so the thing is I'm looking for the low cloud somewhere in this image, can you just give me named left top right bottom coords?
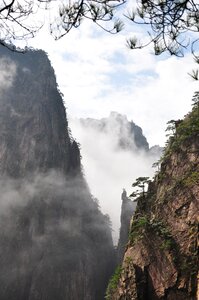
left=69, top=114, right=160, bottom=243
left=0, top=170, right=113, bottom=292
left=0, top=171, right=107, bottom=249
left=0, top=57, right=16, bottom=93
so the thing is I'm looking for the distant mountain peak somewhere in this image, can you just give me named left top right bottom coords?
left=79, top=112, right=161, bottom=153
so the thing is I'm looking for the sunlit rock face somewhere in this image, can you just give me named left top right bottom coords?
left=0, top=47, right=115, bottom=300
left=109, top=110, right=199, bottom=300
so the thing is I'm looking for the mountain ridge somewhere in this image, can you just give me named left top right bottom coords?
left=0, top=47, right=115, bottom=300
left=106, top=102, right=199, bottom=299
left=78, top=111, right=162, bottom=154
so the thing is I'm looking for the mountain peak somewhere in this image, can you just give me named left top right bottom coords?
left=79, top=112, right=150, bottom=152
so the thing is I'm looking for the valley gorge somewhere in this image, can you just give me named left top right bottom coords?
left=0, top=46, right=198, bottom=300
left=69, top=111, right=163, bottom=244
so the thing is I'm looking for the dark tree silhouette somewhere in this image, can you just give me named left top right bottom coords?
left=126, top=0, right=199, bottom=57
left=0, top=0, right=124, bottom=50
left=0, top=0, right=44, bottom=50
left=1, top=0, right=199, bottom=58
left=130, top=177, right=151, bottom=200
left=51, top=0, right=124, bottom=39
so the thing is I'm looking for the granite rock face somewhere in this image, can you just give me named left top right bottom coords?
left=0, top=47, right=115, bottom=300
left=117, top=190, right=135, bottom=264
left=79, top=112, right=150, bottom=152
left=108, top=108, right=199, bottom=300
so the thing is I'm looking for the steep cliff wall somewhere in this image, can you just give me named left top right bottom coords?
left=0, top=47, right=115, bottom=300
left=117, top=190, right=135, bottom=264
left=107, top=105, right=199, bottom=299
left=0, top=49, right=73, bottom=177
left=78, top=112, right=162, bottom=153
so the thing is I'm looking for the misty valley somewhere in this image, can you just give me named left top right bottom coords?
left=0, top=47, right=198, bottom=300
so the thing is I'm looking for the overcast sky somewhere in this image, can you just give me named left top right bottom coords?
left=15, top=7, right=198, bottom=241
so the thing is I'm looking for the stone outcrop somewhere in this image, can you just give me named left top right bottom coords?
left=117, top=189, right=135, bottom=264
left=107, top=106, right=199, bottom=299
left=79, top=112, right=153, bottom=152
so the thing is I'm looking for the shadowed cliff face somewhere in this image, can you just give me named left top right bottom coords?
left=108, top=108, right=199, bottom=300
left=117, top=190, right=135, bottom=264
left=78, top=112, right=150, bottom=152
left=0, top=49, right=73, bottom=177
left=0, top=47, right=115, bottom=300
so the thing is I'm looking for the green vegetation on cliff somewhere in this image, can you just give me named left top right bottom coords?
left=107, top=98, right=199, bottom=300
left=105, top=266, right=122, bottom=300
left=163, top=92, right=199, bottom=156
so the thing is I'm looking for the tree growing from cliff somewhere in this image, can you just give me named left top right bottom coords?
left=165, top=119, right=183, bottom=138
left=130, top=176, right=150, bottom=200
left=192, top=91, right=199, bottom=113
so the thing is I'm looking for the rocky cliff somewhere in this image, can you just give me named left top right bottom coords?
left=0, top=47, right=115, bottom=300
left=117, top=189, right=135, bottom=264
left=79, top=112, right=149, bottom=152
left=107, top=101, right=199, bottom=299
left=70, top=111, right=162, bottom=243
left=78, top=112, right=163, bottom=155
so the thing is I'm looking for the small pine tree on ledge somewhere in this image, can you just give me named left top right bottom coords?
left=130, top=177, right=151, bottom=201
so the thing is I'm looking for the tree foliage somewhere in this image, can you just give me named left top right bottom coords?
left=1, top=0, right=199, bottom=57
left=126, top=0, right=199, bottom=57
left=0, top=0, right=124, bottom=50
left=0, top=0, right=43, bottom=50
left=105, top=266, right=122, bottom=300
left=192, top=90, right=199, bottom=110
left=53, top=0, right=125, bottom=39
left=130, top=176, right=151, bottom=200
